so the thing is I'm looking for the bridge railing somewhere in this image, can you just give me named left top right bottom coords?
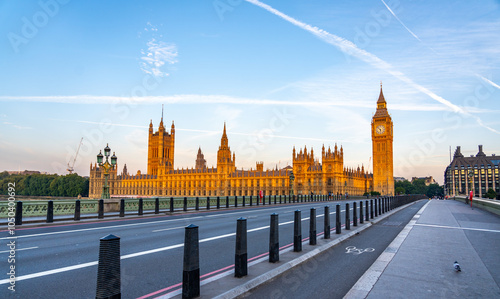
left=453, top=195, right=500, bottom=216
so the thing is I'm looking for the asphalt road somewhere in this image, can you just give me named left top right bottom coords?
left=0, top=199, right=364, bottom=299
left=241, top=200, right=427, bottom=299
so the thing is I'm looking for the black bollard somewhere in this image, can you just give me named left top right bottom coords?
left=195, top=197, right=199, bottom=211
left=345, top=203, right=350, bottom=230
left=155, top=198, right=160, bottom=214
left=268, top=195, right=271, bottom=205
left=96, top=234, right=121, bottom=299
left=226, top=196, right=229, bottom=208
left=184, top=197, right=188, bottom=212
left=217, top=196, right=220, bottom=209
left=324, top=206, right=330, bottom=239
left=15, top=201, right=23, bottom=225
left=235, top=218, right=248, bottom=277
left=378, top=198, right=381, bottom=215
left=257, top=195, right=260, bottom=206
left=242, top=196, right=245, bottom=207
left=235, top=196, right=238, bottom=208
left=309, top=208, right=317, bottom=245
left=366, top=200, right=370, bottom=221
left=374, top=199, right=378, bottom=217
left=182, top=224, right=200, bottom=299
left=120, top=199, right=125, bottom=217
left=170, top=197, right=175, bottom=213
left=269, top=213, right=279, bottom=263
left=336, top=204, right=341, bottom=234
left=370, top=199, right=373, bottom=219
left=353, top=202, right=358, bottom=227
left=293, top=210, right=302, bottom=252
left=250, top=195, right=253, bottom=206
left=279, top=195, right=282, bottom=204
left=74, top=200, right=80, bottom=221
left=138, top=198, right=143, bottom=216
left=274, top=195, right=277, bottom=205
left=359, top=201, right=364, bottom=224
left=206, top=197, right=210, bottom=210
left=97, top=199, right=103, bottom=219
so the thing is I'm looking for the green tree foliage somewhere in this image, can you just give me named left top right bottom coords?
left=0, top=173, right=88, bottom=197
left=395, top=179, right=444, bottom=197
left=425, top=183, right=444, bottom=198
left=485, top=188, right=497, bottom=199
left=395, top=186, right=405, bottom=195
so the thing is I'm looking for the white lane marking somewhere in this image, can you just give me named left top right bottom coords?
left=0, top=246, right=38, bottom=254
left=152, top=226, right=186, bottom=233
left=414, top=223, right=500, bottom=233
left=0, top=202, right=338, bottom=240
left=0, top=261, right=98, bottom=284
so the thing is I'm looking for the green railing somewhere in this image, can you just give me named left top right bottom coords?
left=0, top=200, right=99, bottom=217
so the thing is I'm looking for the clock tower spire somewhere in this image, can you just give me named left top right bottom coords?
left=371, top=83, right=394, bottom=195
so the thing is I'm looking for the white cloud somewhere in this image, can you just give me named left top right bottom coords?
left=1, top=94, right=497, bottom=114
left=140, top=39, right=178, bottom=77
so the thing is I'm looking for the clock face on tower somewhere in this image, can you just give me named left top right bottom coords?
left=376, top=125, right=385, bottom=135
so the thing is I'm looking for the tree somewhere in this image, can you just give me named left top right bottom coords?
left=485, top=188, right=497, bottom=199
left=395, top=186, right=405, bottom=195
left=426, top=183, right=444, bottom=198
left=0, top=172, right=88, bottom=197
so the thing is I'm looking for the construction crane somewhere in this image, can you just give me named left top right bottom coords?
left=67, top=137, right=83, bottom=174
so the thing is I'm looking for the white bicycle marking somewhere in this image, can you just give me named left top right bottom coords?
left=345, top=246, right=375, bottom=255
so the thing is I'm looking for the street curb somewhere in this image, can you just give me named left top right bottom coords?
left=343, top=200, right=430, bottom=299
left=212, top=201, right=420, bottom=299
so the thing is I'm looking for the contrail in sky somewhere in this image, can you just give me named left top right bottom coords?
left=381, top=0, right=421, bottom=42
left=478, top=75, right=500, bottom=91
left=244, top=0, right=499, bottom=134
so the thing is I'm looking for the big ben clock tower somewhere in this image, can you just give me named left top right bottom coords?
left=372, top=83, right=394, bottom=195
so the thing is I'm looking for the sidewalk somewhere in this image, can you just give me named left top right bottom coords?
left=346, top=199, right=500, bottom=298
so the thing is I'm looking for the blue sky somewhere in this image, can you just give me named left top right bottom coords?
left=1, top=0, right=500, bottom=184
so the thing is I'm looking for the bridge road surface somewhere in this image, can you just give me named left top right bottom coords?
left=241, top=200, right=427, bottom=299
left=0, top=199, right=358, bottom=299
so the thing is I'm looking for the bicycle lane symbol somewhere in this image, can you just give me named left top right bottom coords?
left=345, top=246, right=375, bottom=255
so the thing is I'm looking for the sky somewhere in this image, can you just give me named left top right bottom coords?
left=1, top=0, right=500, bottom=185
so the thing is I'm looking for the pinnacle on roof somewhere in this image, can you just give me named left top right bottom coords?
left=377, top=81, right=386, bottom=104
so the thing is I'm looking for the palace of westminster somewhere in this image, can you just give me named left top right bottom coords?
left=89, top=86, right=395, bottom=198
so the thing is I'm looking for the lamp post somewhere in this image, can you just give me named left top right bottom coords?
left=289, top=171, right=295, bottom=196
left=97, top=144, right=117, bottom=199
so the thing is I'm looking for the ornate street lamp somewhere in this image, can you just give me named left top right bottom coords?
left=97, top=144, right=117, bottom=199
left=289, top=171, right=295, bottom=196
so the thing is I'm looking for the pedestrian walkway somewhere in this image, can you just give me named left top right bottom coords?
left=346, top=199, right=500, bottom=298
